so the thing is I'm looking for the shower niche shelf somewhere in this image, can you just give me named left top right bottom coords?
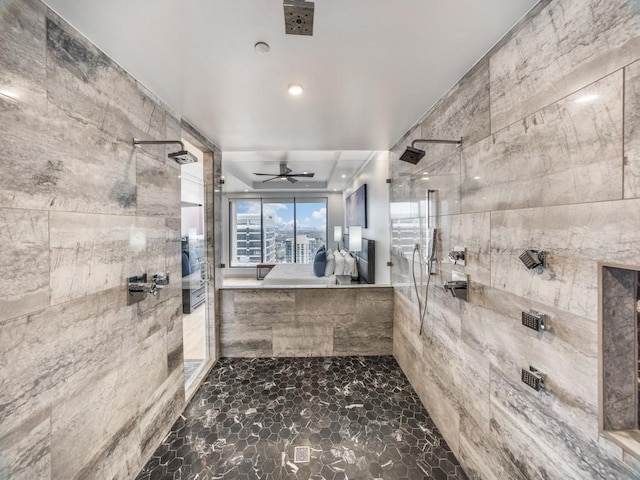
left=599, top=262, right=640, bottom=459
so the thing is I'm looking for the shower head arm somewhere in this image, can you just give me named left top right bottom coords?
left=132, top=138, right=185, bottom=150
left=411, top=138, right=462, bottom=147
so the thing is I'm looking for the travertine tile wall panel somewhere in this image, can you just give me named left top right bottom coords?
left=50, top=332, right=167, bottom=480
left=49, top=212, right=166, bottom=305
left=490, top=0, right=640, bottom=132
left=420, top=59, right=491, bottom=148
left=0, top=287, right=134, bottom=436
left=458, top=409, right=527, bottom=480
left=461, top=292, right=599, bottom=436
left=490, top=199, right=640, bottom=321
left=220, top=324, right=273, bottom=357
left=0, top=97, right=137, bottom=214
left=389, top=1, right=640, bottom=478
left=0, top=0, right=213, bottom=477
left=624, top=59, right=640, bottom=198
left=139, top=369, right=185, bottom=461
left=273, top=324, right=333, bottom=356
left=0, top=208, right=49, bottom=322
left=0, top=0, right=47, bottom=110
left=463, top=72, right=624, bottom=213
left=220, top=287, right=393, bottom=357
left=295, top=288, right=355, bottom=315
left=0, top=410, right=50, bottom=480
left=136, top=150, right=181, bottom=217
left=46, top=17, right=166, bottom=142
left=71, top=419, right=141, bottom=480
left=490, top=366, right=638, bottom=480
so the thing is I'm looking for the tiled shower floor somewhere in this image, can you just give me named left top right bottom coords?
left=136, top=356, right=468, bottom=480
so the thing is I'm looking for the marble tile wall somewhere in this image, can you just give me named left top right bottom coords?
left=220, top=287, right=394, bottom=357
left=390, top=0, right=640, bottom=478
left=0, top=1, right=222, bottom=478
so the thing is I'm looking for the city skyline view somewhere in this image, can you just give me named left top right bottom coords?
left=236, top=200, right=326, bottom=230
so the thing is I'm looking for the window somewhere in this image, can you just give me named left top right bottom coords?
left=229, top=198, right=327, bottom=267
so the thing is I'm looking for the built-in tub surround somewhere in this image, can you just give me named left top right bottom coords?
left=0, top=1, right=218, bottom=478
left=390, top=0, right=640, bottom=478
left=220, top=286, right=393, bottom=357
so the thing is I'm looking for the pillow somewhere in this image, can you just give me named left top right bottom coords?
left=324, top=248, right=336, bottom=276
left=344, top=253, right=357, bottom=279
left=313, top=245, right=326, bottom=277
left=334, top=251, right=346, bottom=276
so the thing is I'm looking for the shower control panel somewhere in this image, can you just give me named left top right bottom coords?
left=521, top=366, right=546, bottom=392
left=522, top=310, right=546, bottom=332
left=447, top=246, right=466, bottom=266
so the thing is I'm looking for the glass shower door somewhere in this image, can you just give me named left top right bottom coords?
left=180, top=152, right=210, bottom=391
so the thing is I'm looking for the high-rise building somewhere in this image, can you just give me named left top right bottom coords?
left=285, top=235, right=317, bottom=264
left=232, top=213, right=276, bottom=265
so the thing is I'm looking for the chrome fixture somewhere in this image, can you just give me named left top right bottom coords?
left=399, top=138, right=463, bottom=165
left=522, top=310, right=547, bottom=333
left=447, top=247, right=466, bottom=265
left=443, top=272, right=468, bottom=301
left=284, top=0, right=315, bottom=36
left=521, top=366, right=546, bottom=392
left=127, top=273, right=168, bottom=305
left=132, top=138, right=198, bottom=164
left=519, top=249, right=546, bottom=270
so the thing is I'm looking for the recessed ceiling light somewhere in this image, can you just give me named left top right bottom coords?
left=333, top=189, right=337, bottom=191
left=341, top=174, right=346, bottom=178
left=244, top=189, right=248, bottom=192
left=303, top=171, right=308, bottom=174
left=473, top=176, right=481, bottom=180
left=288, top=83, right=304, bottom=95
left=254, top=42, right=270, bottom=54
left=422, top=177, right=430, bottom=181
left=422, top=172, right=429, bottom=176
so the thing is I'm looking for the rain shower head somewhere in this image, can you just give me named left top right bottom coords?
left=168, top=150, right=198, bottom=164
left=132, top=138, right=199, bottom=165
left=399, top=138, right=463, bottom=164
left=400, top=146, right=425, bottom=164
left=284, top=0, right=314, bottom=36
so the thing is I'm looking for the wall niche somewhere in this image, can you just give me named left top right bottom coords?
left=600, top=263, right=640, bottom=457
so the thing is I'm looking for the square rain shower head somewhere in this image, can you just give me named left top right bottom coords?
left=284, top=0, right=314, bottom=36
left=399, top=146, right=426, bottom=164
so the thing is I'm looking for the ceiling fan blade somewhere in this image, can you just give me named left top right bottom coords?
left=253, top=172, right=278, bottom=176
left=261, top=176, right=280, bottom=183
left=288, top=172, right=315, bottom=178
left=287, top=177, right=298, bottom=183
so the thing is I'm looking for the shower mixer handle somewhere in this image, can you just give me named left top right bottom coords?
left=443, top=280, right=468, bottom=298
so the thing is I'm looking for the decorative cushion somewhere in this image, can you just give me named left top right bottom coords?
left=313, top=245, right=327, bottom=277
left=324, top=248, right=336, bottom=276
left=334, top=251, right=346, bottom=275
left=344, top=253, right=357, bottom=279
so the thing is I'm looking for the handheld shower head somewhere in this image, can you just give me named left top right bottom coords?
left=168, top=150, right=198, bottom=164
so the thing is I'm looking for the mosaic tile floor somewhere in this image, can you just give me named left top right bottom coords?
left=136, top=356, right=468, bottom=480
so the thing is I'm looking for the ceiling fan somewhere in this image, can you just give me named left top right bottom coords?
left=253, top=162, right=315, bottom=183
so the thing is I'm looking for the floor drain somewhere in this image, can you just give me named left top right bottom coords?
left=294, top=446, right=310, bottom=463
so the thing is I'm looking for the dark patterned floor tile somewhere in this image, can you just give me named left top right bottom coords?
left=136, top=356, right=468, bottom=480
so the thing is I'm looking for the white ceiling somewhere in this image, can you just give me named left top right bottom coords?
left=44, top=0, right=538, bottom=191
